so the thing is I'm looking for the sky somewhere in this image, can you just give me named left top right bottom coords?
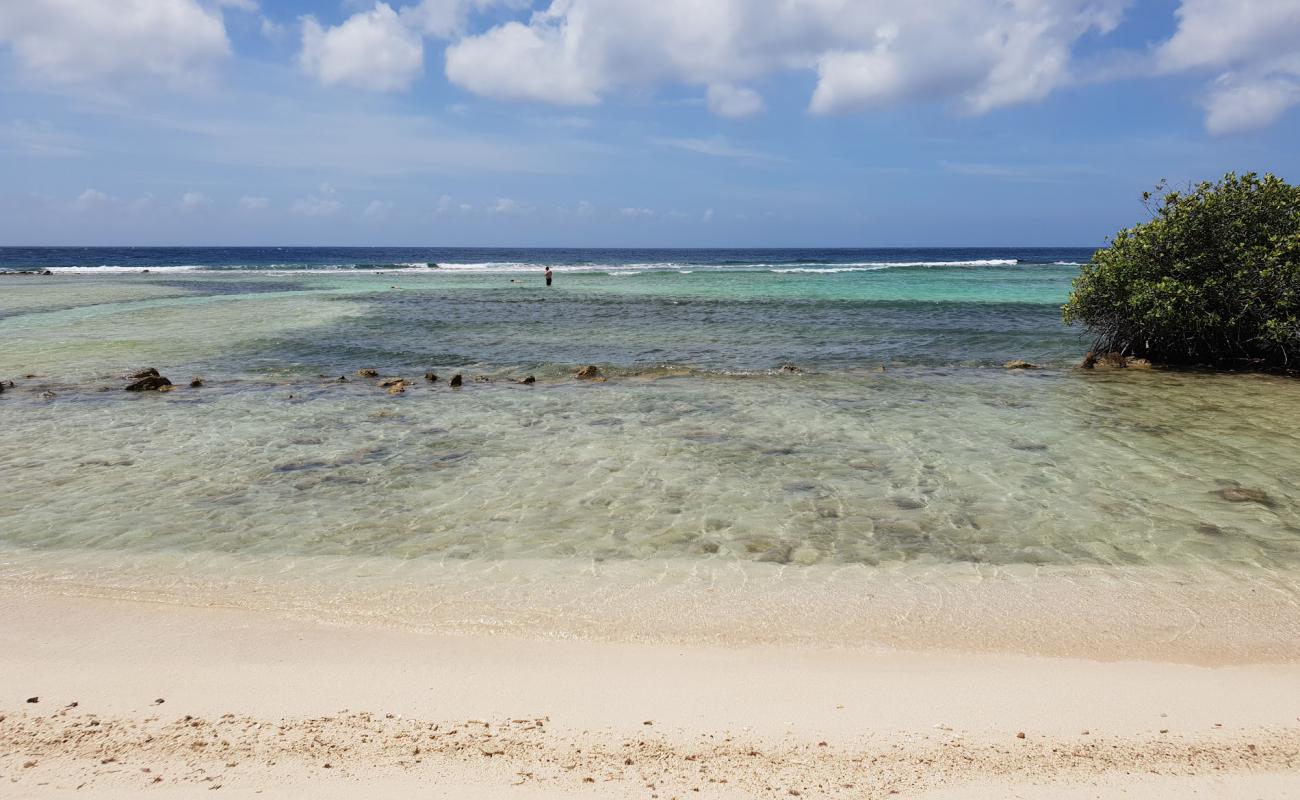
left=1, top=0, right=1298, bottom=248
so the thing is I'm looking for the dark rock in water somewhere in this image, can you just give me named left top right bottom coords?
left=379, top=377, right=406, bottom=388
left=189, top=377, right=203, bottom=388
left=576, top=365, right=602, bottom=379
left=131, top=367, right=161, bottom=379
left=1214, top=487, right=1276, bottom=506
left=336, top=375, right=348, bottom=382
left=891, top=496, right=927, bottom=510
left=780, top=364, right=801, bottom=373
left=450, top=373, right=463, bottom=387
left=141, top=269, right=150, bottom=274
left=1196, top=523, right=1226, bottom=536
left=125, top=374, right=172, bottom=391
left=424, top=371, right=438, bottom=382
left=387, top=383, right=406, bottom=395
left=756, top=542, right=794, bottom=564
left=40, top=270, right=53, bottom=276
left=518, top=375, right=536, bottom=384
left=40, top=390, right=57, bottom=400
left=357, top=368, right=379, bottom=378
left=1082, top=351, right=1130, bottom=369
left=1004, top=359, right=1039, bottom=370
left=473, top=375, right=491, bottom=383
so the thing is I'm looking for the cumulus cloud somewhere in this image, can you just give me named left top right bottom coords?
left=73, top=188, right=112, bottom=210
left=706, top=83, right=764, bottom=118
left=1158, top=0, right=1300, bottom=134
left=292, top=185, right=343, bottom=216
left=299, top=3, right=425, bottom=91
left=489, top=197, right=519, bottom=214
left=0, top=0, right=231, bottom=87
left=363, top=199, right=394, bottom=219
left=443, top=0, right=1128, bottom=116
left=180, top=191, right=210, bottom=211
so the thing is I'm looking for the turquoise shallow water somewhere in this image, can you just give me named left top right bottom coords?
left=1, top=261, right=1298, bottom=575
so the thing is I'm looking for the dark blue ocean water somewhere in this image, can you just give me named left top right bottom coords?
left=0, top=246, right=1094, bottom=272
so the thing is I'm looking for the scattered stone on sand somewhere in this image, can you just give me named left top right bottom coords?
left=575, top=365, right=602, bottom=380
left=424, top=371, right=438, bottom=383
left=1214, top=487, right=1275, bottom=506
left=1016, top=731, right=1026, bottom=739
left=190, top=378, right=204, bottom=388
left=131, top=368, right=161, bottom=379
left=126, top=374, right=173, bottom=392
left=518, top=375, right=536, bottom=384
left=357, top=369, right=379, bottom=378
left=154, top=698, right=165, bottom=705
left=1003, top=360, right=1039, bottom=370
left=449, top=374, right=463, bottom=387
left=26, top=696, right=38, bottom=703
left=780, top=364, right=801, bottom=373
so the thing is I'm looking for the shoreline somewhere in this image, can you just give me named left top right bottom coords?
left=3, top=587, right=1298, bottom=798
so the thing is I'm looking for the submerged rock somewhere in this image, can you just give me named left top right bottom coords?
left=780, top=364, right=801, bottom=373
left=424, top=371, right=438, bottom=383
left=1214, top=487, right=1276, bottom=506
left=125, top=374, right=173, bottom=392
left=357, top=368, right=379, bottom=378
left=575, top=365, right=602, bottom=379
left=336, top=375, right=348, bottom=382
left=450, top=373, right=463, bottom=387
left=130, top=367, right=161, bottom=379
left=518, top=375, right=536, bottom=384
left=387, top=383, right=406, bottom=395
left=1081, top=351, right=1131, bottom=369
left=473, top=375, right=491, bottom=383
left=1003, top=359, right=1039, bottom=370
left=379, top=377, right=406, bottom=388
left=189, top=377, right=204, bottom=388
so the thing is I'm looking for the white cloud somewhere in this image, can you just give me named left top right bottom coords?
left=654, top=136, right=775, bottom=161
left=363, top=199, right=394, bottom=219
left=701, top=208, right=714, bottom=223
left=0, top=0, right=231, bottom=88
left=706, top=83, right=764, bottom=118
left=73, top=188, right=111, bottom=210
left=292, top=189, right=343, bottom=216
left=239, top=195, right=270, bottom=211
left=619, top=207, right=654, bottom=217
left=1157, top=0, right=1300, bottom=134
left=299, top=3, right=425, bottom=92
left=489, top=197, right=518, bottom=214
left=180, top=191, right=209, bottom=211
left=575, top=200, right=595, bottom=216
left=442, top=0, right=1129, bottom=117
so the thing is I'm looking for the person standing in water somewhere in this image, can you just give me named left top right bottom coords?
left=544, top=266, right=553, bottom=287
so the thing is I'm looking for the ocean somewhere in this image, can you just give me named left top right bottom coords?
left=2, top=246, right=1298, bottom=652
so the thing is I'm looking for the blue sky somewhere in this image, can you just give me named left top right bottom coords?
left=1, top=0, right=1298, bottom=247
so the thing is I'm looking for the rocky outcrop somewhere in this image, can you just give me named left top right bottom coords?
left=357, top=368, right=379, bottom=378
left=125, top=374, right=172, bottom=391
left=1003, top=359, right=1039, bottom=370
left=1080, top=351, right=1144, bottom=369
left=518, top=375, right=536, bottom=384
left=189, top=378, right=204, bottom=388
left=424, top=371, right=438, bottom=382
left=450, top=373, right=463, bottom=387
left=575, top=365, right=602, bottom=379
left=130, top=368, right=161, bottom=379
left=780, top=364, right=801, bottom=373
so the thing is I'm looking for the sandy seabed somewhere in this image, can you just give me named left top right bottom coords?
left=2, top=581, right=1298, bottom=799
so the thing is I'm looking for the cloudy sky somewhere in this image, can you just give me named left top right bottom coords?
left=1, top=0, right=1298, bottom=247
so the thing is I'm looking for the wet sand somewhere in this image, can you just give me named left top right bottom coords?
left=3, top=588, right=1298, bottom=798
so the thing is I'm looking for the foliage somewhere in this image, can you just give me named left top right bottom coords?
left=1063, top=172, right=1300, bottom=368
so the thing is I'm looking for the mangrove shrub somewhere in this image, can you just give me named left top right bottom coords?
left=1063, top=172, right=1300, bottom=368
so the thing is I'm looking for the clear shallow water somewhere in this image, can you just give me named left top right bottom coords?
left=2, top=247, right=1299, bottom=641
